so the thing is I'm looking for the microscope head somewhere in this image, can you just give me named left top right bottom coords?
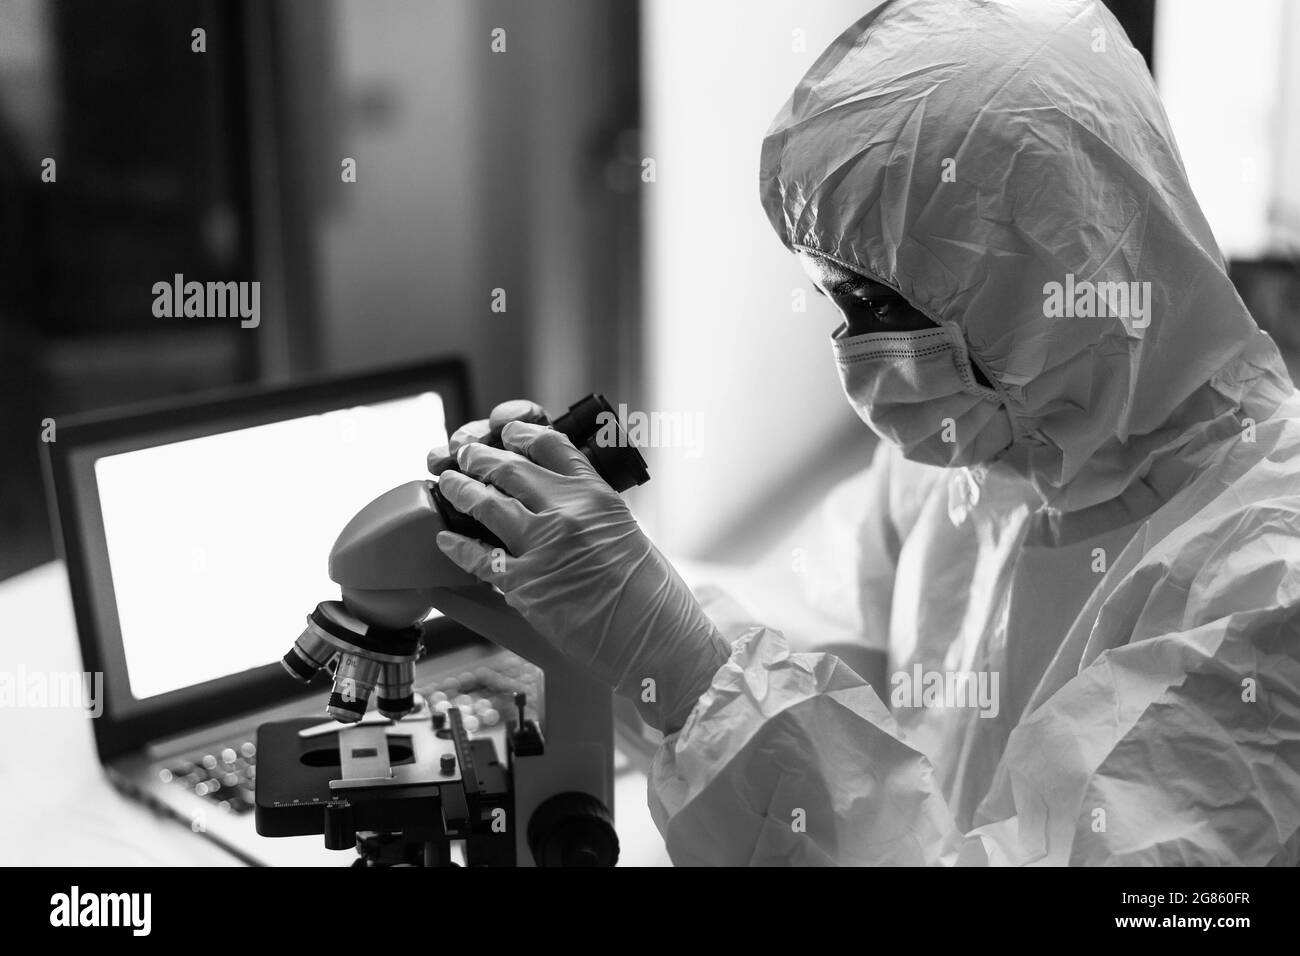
left=280, top=478, right=473, bottom=722
left=329, top=478, right=479, bottom=627
left=280, top=395, right=648, bottom=724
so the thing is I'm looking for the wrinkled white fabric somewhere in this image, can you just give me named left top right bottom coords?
left=650, top=0, right=1300, bottom=865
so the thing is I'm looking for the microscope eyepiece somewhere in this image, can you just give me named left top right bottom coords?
left=431, top=393, right=648, bottom=547
left=551, top=394, right=649, bottom=492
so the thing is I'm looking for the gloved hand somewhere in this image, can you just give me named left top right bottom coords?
left=434, top=422, right=732, bottom=735
left=428, top=399, right=550, bottom=475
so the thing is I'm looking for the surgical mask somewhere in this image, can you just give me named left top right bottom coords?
left=832, top=323, right=1013, bottom=467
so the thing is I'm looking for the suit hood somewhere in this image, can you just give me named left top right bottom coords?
left=761, top=0, right=1293, bottom=510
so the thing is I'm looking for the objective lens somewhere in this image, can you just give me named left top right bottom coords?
left=376, top=660, right=417, bottom=719
left=281, top=625, right=336, bottom=683
left=327, top=652, right=382, bottom=722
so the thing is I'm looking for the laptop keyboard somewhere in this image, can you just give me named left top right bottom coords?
left=159, top=742, right=258, bottom=814
left=159, top=652, right=542, bottom=815
left=418, top=652, right=542, bottom=734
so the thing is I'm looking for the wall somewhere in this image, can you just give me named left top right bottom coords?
left=280, top=0, right=645, bottom=419
left=1155, top=0, right=1300, bottom=257
left=312, top=0, right=501, bottom=398
left=640, top=0, right=876, bottom=556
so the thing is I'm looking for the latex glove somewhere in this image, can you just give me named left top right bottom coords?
left=428, top=399, right=550, bottom=475
left=434, top=422, right=732, bottom=735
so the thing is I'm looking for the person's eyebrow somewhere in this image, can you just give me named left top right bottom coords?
left=831, top=277, right=907, bottom=298
left=829, top=277, right=866, bottom=296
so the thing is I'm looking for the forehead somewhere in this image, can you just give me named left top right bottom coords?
left=796, top=252, right=891, bottom=295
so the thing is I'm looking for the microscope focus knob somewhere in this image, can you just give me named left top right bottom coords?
left=526, top=792, right=619, bottom=867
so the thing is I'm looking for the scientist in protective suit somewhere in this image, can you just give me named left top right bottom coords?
left=432, top=0, right=1300, bottom=865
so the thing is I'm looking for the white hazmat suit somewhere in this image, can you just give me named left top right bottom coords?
left=647, top=0, right=1300, bottom=865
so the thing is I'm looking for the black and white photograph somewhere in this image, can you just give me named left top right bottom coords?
left=0, top=0, right=1297, bottom=917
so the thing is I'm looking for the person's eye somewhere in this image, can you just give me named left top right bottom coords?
left=861, top=296, right=910, bottom=323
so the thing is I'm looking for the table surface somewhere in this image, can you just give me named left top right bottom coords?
left=0, top=561, right=671, bottom=866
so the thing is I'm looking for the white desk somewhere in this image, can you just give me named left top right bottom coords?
left=0, top=561, right=670, bottom=866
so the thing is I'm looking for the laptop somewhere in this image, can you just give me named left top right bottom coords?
left=42, top=359, right=542, bottom=866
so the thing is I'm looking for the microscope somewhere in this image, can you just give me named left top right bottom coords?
left=254, top=396, right=648, bottom=866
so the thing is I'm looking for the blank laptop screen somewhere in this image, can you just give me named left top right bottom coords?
left=92, top=391, right=446, bottom=701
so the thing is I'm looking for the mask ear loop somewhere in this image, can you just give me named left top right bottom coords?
left=938, top=322, right=1002, bottom=402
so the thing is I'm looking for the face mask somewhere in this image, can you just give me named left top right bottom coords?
left=832, top=323, right=1013, bottom=467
